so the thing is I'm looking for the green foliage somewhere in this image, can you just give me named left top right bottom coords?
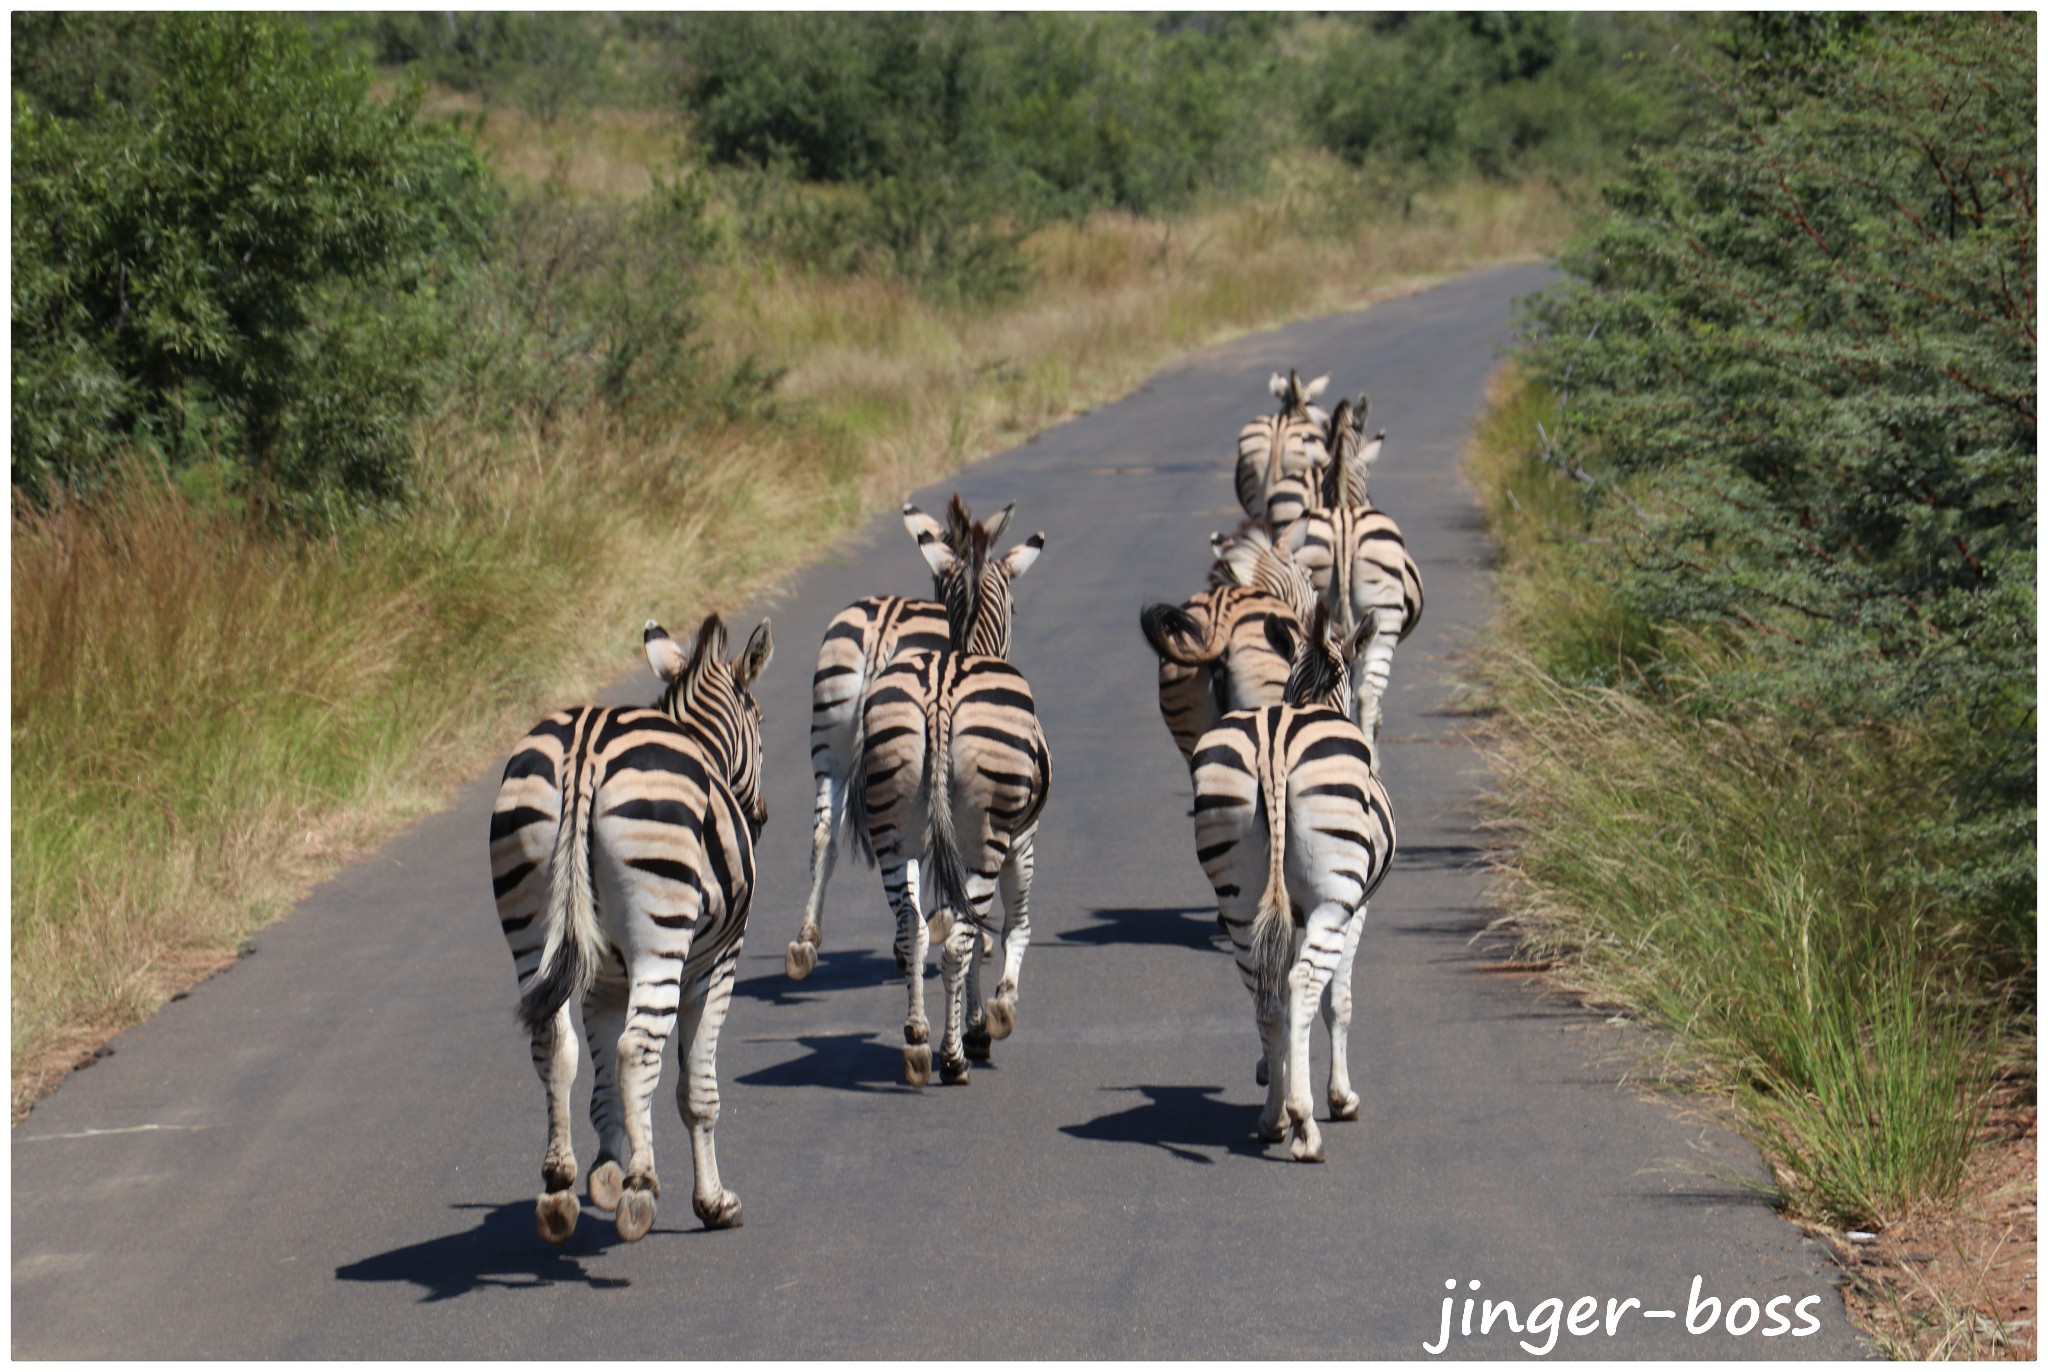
left=317, top=12, right=623, bottom=123
left=1519, top=13, right=2036, bottom=937
left=1307, top=13, right=1689, bottom=182
left=669, top=12, right=1288, bottom=300
left=11, top=13, right=491, bottom=522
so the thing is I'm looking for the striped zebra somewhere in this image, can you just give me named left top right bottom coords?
left=1140, top=584, right=1299, bottom=768
left=1280, top=397, right=1423, bottom=739
left=1186, top=600, right=1394, bottom=1162
left=1209, top=523, right=1317, bottom=623
left=853, top=515, right=1051, bottom=1086
left=488, top=614, right=772, bottom=1243
left=787, top=498, right=1018, bottom=982
left=1235, top=369, right=1331, bottom=527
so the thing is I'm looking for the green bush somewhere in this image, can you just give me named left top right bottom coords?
left=1307, top=13, right=1686, bottom=182
left=11, top=14, right=491, bottom=521
left=1517, top=12, right=2035, bottom=971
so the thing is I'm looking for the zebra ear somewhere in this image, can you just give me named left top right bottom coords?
left=977, top=501, right=1016, bottom=545
left=1269, top=371, right=1289, bottom=399
left=1000, top=531, right=1045, bottom=579
left=904, top=503, right=958, bottom=577
left=1277, top=517, right=1310, bottom=558
left=1354, top=392, right=1370, bottom=425
left=1303, top=373, right=1331, bottom=401
left=1357, top=433, right=1384, bottom=469
left=1263, top=612, right=1297, bottom=664
left=644, top=619, right=689, bottom=683
left=733, top=620, right=773, bottom=690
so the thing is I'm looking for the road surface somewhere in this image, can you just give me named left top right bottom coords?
left=13, top=263, right=1865, bottom=1359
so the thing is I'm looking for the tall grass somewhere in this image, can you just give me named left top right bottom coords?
left=11, top=140, right=1576, bottom=1117
left=1468, top=368, right=2001, bottom=1229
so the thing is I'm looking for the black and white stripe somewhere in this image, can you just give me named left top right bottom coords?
left=488, top=614, right=772, bottom=1243
left=852, top=515, right=1051, bottom=1086
left=1279, top=398, right=1424, bottom=738
left=787, top=498, right=1017, bottom=981
left=1187, top=602, right=1394, bottom=1162
left=1140, top=584, right=1300, bottom=768
left=1235, top=368, right=1331, bottom=526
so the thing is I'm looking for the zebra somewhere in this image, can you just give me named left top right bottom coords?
left=852, top=513, right=1051, bottom=1086
left=787, top=498, right=1019, bottom=982
left=1279, top=397, right=1424, bottom=739
left=1235, top=368, right=1331, bottom=526
left=1209, top=523, right=1317, bottom=624
left=488, top=614, right=772, bottom=1243
left=1139, top=584, right=1299, bottom=768
left=1186, top=600, right=1395, bottom=1162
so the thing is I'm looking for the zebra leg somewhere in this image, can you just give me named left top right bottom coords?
left=884, top=856, right=933, bottom=1087
left=611, top=964, right=683, bottom=1242
left=1322, top=908, right=1366, bottom=1122
left=1350, top=605, right=1402, bottom=740
left=531, top=1003, right=582, bottom=1244
left=581, top=974, right=630, bottom=1210
left=986, top=835, right=1036, bottom=1040
left=787, top=769, right=842, bottom=980
left=1255, top=990, right=1289, bottom=1146
left=1283, top=901, right=1352, bottom=1162
left=675, top=954, right=744, bottom=1230
left=963, top=913, right=991, bottom=1062
left=938, top=919, right=977, bottom=1085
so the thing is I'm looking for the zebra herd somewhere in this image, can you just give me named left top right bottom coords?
left=485, top=365, right=1418, bottom=1241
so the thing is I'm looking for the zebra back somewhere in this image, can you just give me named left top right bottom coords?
left=1140, top=585, right=1299, bottom=765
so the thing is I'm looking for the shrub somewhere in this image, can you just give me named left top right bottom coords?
left=1513, top=12, right=2035, bottom=977
left=11, top=14, right=491, bottom=520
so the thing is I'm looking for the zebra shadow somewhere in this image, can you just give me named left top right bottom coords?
left=334, top=1201, right=644, bottom=1303
left=733, top=1031, right=922, bottom=1093
left=1060, top=1084, right=1269, bottom=1164
left=732, top=947, right=900, bottom=1008
left=1056, top=906, right=1225, bottom=951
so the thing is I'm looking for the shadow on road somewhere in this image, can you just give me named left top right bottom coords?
left=335, top=1202, right=643, bottom=1303
left=733, top=947, right=898, bottom=1008
left=1055, top=906, right=1225, bottom=951
left=733, top=1030, right=917, bottom=1093
left=1060, top=1084, right=1270, bottom=1164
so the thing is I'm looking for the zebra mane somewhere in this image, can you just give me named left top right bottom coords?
left=1268, top=601, right=1351, bottom=711
left=1323, top=394, right=1382, bottom=509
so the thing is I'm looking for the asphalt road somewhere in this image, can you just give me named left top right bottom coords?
left=13, top=263, right=1868, bottom=1359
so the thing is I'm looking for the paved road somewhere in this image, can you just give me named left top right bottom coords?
left=13, top=264, right=1866, bottom=1359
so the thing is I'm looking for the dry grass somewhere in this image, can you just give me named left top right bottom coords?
left=12, top=138, right=1577, bottom=1118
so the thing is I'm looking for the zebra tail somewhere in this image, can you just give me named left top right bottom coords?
left=1250, top=734, right=1293, bottom=1017
left=518, top=753, right=603, bottom=1034
left=925, top=699, right=973, bottom=932
left=1140, top=602, right=1216, bottom=668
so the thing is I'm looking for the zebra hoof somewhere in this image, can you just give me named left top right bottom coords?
left=903, top=1043, right=932, bottom=1088
left=964, top=1026, right=992, bottom=1061
left=785, top=940, right=818, bottom=981
left=695, top=1190, right=744, bottom=1231
left=614, top=1182, right=658, bottom=1242
left=1256, top=1115, right=1287, bottom=1145
left=927, top=909, right=952, bottom=946
left=940, top=1054, right=971, bottom=1085
left=985, top=993, right=1016, bottom=1041
left=1289, top=1111, right=1324, bottom=1163
left=587, top=1157, right=624, bottom=1210
left=1255, top=1056, right=1269, bottom=1087
left=1329, top=1090, right=1361, bottom=1122
left=535, top=1190, right=580, bottom=1245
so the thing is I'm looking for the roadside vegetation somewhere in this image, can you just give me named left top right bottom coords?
left=11, top=12, right=1674, bottom=1116
left=1466, top=13, right=2034, bottom=1356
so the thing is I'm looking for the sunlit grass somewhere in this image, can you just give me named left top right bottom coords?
left=1468, top=369, right=1999, bottom=1228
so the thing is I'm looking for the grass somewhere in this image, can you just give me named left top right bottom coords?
left=10, top=122, right=1580, bottom=1117
left=1465, top=367, right=2003, bottom=1232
